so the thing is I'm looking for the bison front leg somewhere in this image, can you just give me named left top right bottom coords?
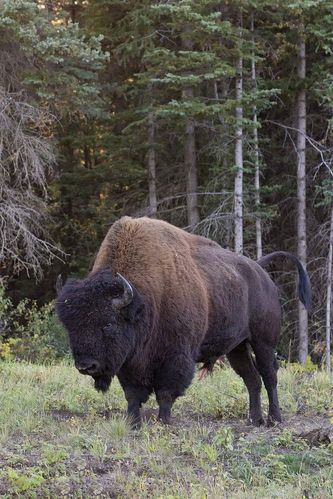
left=154, top=351, right=195, bottom=425
left=126, top=399, right=142, bottom=429
left=121, top=384, right=151, bottom=429
left=156, top=390, right=174, bottom=424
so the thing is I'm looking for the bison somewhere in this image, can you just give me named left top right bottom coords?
left=56, top=216, right=311, bottom=428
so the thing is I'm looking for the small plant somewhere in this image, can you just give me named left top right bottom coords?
left=285, top=356, right=318, bottom=374
left=273, top=429, right=307, bottom=450
left=0, top=338, right=19, bottom=361
left=202, top=443, right=219, bottom=463
left=5, top=467, right=45, bottom=493
left=273, top=429, right=294, bottom=447
left=41, top=444, right=68, bottom=465
left=263, top=453, right=289, bottom=480
left=213, top=427, right=234, bottom=451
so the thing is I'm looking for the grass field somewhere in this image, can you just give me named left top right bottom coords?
left=0, top=361, right=332, bottom=498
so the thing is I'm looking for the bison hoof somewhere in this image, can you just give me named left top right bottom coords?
left=130, top=419, right=142, bottom=430
left=127, top=413, right=142, bottom=430
left=251, top=417, right=265, bottom=427
left=266, top=414, right=282, bottom=427
left=158, top=415, right=171, bottom=425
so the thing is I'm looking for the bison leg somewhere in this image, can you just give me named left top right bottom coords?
left=127, top=399, right=141, bottom=428
left=121, top=384, right=151, bottom=429
left=154, top=352, right=195, bottom=425
left=156, top=390, right=175, bottom=425
left=251, top=342, right=282, bottom=426
left=227, top=341, right=264, bottom=426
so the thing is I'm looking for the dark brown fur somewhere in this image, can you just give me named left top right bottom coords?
left=56, top=216, right=311, bottom=427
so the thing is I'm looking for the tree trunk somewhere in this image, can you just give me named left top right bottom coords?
left=326, top=10, right=333, bottom=374
left=326, top=206, right=333, bottom=374
left=234, top=12, right=243, bottom=254
left=296, top=29, right=308, bottom=364
left=182, top=32, right=199, bottom=229
left=251, top=13, right=262, bottom=260
left=147, top=112, right=157, bottom=217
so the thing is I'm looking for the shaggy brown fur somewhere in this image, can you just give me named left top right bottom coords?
left=56, top=216, right=311, bottom=428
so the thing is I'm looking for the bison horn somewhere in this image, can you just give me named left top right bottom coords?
left=112, top=273, right=134, bottom=309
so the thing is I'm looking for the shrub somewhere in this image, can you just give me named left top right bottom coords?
left=0, top=280, right=69, bottom=363
left=283, top=356, right=318, bottom=374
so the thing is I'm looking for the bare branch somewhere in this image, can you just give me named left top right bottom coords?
left=0, top=88, right=63, bottom=278
left=264, top=119, right=333, bottom=177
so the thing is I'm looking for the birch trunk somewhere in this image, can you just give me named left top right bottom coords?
left=251, top=14, right=262, bottom=260
left=234, top=12, right=243, bottom=254
left=147, top=112, right=157, bottom=217
left=296, top=30, right=308, bottom=364
left=326, top=12, right=333, bottom=374
left=326, top=206, right=333, bottom=374
left=182, top=33, right=199, bottom=229
left=184, top=107, right=199, bottom=228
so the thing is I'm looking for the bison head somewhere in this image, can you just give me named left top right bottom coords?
left=55, top=269, right=144, bottom=392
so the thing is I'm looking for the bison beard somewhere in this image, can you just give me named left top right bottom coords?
left=56, top=216, right=311, bottom=429
left=93, top=374, right=112, bottom=393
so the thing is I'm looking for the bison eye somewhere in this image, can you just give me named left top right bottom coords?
left=103, top=321, right=118, bottom=335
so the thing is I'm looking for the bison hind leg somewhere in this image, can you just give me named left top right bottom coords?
left=251, top=341, right=282, bottom=426
left=227, top=341, right=264, bottom=426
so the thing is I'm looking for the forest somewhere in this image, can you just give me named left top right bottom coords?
left=1, top=0, right=332, bottom=366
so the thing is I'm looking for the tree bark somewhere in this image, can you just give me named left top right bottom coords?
left=296, top=29, right=308, bottom=364
left=234, top=12, right=243, bottom=254
left=147, top=112, right=157, bottom=217
left=251, top=13, right=262, bottom=260
left=326, top=206, right=333, bottom=374
left=326, top=9, right=333, bottom=374
left=182, top=32, right=199, bottom=229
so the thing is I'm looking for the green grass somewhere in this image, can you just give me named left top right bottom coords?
left=0, top=361, right=332, bottom=498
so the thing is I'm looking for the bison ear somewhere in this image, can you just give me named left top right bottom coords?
left=120, top=294, right=145, bottom=323
left=56, top=274, right=64, bottom=295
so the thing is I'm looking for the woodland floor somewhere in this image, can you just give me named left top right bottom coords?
left=0, top=361, right=332, bottom=498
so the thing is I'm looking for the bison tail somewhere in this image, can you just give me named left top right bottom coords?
left=257, top=251, right=312, bottom=313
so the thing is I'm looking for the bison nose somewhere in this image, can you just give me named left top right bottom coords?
left=75, top=360, right=100, bottom=375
